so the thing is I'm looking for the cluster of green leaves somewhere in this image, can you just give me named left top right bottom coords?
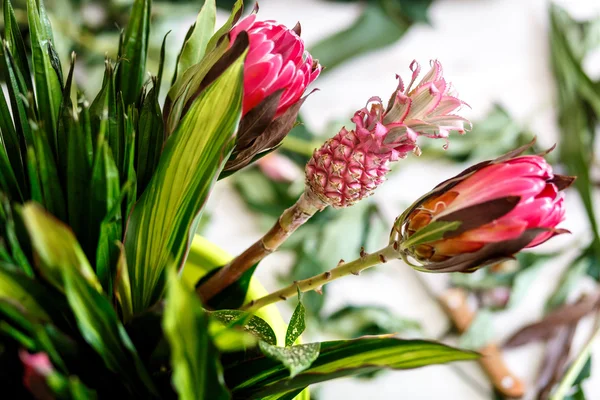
left=0, top=0, right=479, bottom=398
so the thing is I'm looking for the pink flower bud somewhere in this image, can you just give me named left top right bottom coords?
left=230, top=14, right=321, bottom=117
left=306, top=60, right=470, bottom=208
left=391, top=140, right=575, bottom=272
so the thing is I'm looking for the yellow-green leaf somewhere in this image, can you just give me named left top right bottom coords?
left=123, top=48, right=245, bottom=313
left=21, top=203, right=101, bottom=292
left=164, top=267, right=229, bottom=400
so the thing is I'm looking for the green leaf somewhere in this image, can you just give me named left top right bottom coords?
left=259, top=341, right=320, bottom=378
left=65, top=103, right=92, bottom=241
left=0, top=264, right=50, bottom=321
left=90, top=62, right=121, bottom=170
left=3, top=0, right=34, bottom=94
left=207, top=0, right=243, bottom=52
left=325, top=305, right=422, bottom=338
left=506, top=260, right=544, bottom=309
left=227, top=337, right=478, bottom=398
left=310, top=3, right=407, bottom=72
left=89, top=133, right=121, bottom=286
left=61, top=260, right=158, bottom=398
left=165, top=29, right=247, bottom=137
left=115, top=243, right=133, bottom=323
left=173, top=0, right=217, bottom=83
left=163, top=267, right=229, bottom=400
left=27, top=0, right=63, bottom=152
left=400, top=220, right=461, bottom=249
left=30, top=122, right=67, bottom=221
left=117, top=0, right=151, bottom=105
left=551, top=4, right=600, bottom=268
left=21, top=203, right=101, bottom=292
left=546, top=256, right=590, bottom=312
left=0, top=195, right=33, bottom=275
left=285, top=288, right=306, bottom=347
left=211, top=310, right=277, bottom=345
left=1, top=42, right=33, bottom=149
left=135, top=82, right=164, bottom=197
left=124, top=48, right=245, bottom=313
left=458, top=310, right=494, bottom=350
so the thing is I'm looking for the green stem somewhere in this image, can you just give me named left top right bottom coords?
left=550, top=314, right=600, bottom=400
left=241, top=244, right=400, bottom=312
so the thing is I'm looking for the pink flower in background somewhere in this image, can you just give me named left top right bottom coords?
left=392, top=142, right=575, bottom=272
left=257, top=152, right=302, bottom=182
left=20, top=350, right=54, bottom=400
left=306, top=60, right=470, bottom=208
left=230, top=14, right=321, bottom=116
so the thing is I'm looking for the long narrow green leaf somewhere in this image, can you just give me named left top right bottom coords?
left=0, top=46, right=26, bottom=200
left=27, top=0, right=62, bottom=153
left=117, top=0, right=151, bottom=105
left=205, top=0, right=243, bottom=52
left=90, top=137, right=121, bottom=289
left=2, top=43, right=33, bottom=151
left=61, top=257, right=158, bottom=398
left=124, top=48, right=246, bottom=313
left=123, top=105, right=137, bottom=213
left=0, top=264, right=49, bottom=321
left=0, top=195, right=32, bottom=275
left=0, top=132, right=22, bottom=201
left=135, top=82, right=164, bottom=197
left=226, top=337, right=478, bottom=398
left=3, top=0, right=34, bottom=94
left=21, top=203, right=101, bottom=292
left=310, top=4, right=407, bottom=72
left=66, top=108, right=92, bottom=241
left=90, top=62, right=120, bottom=167
left=550, top=5, right=600, bottom=267
left=57, top=53, right=76, bottom=196
left=31, top=123, right=66, bottom=221
left=173, top=0, right=216, bottom=83
left=164, top=268, right=229, bottom=400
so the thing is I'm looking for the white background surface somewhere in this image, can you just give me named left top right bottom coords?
left=203, top=0, right=600, bottom=398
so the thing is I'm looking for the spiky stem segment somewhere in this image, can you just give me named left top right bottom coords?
left=197, top=189, right=327, bottom=303
left=241, top=243, right=399, bottom=312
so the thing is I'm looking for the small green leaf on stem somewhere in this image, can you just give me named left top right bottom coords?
left=259, top=341, right=320, bottom=378
left=285, top=287, right=306, bottom=347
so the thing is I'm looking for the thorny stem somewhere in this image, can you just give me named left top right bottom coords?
left=241, top=244, right=400, bottom=312
left=197, top=189, right=327, bottom=303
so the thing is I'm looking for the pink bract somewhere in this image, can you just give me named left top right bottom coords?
left=230, top=14, right=321, bottom=117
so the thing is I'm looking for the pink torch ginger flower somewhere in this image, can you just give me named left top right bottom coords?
left=391, top=140, right=575, bottom=273
left=230, top=14, right=321, bottom=117
left=306, top=60, right=469, bottom=208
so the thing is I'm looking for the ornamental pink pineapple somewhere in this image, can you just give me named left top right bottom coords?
left=305, top=60, right=469, bottom=208
left=230, top=14, right=321, bottom=117
left=391, top=141, right=575, bottom=272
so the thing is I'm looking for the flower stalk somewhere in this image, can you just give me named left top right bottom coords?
left=241, top=243, right=400, bottom=312
left=198, top=189, right=327, bottom=302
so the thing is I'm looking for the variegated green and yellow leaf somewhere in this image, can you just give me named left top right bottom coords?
left=124, top=49, right=246, bottom=313
left=226, top=337, right=478, bottom=399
